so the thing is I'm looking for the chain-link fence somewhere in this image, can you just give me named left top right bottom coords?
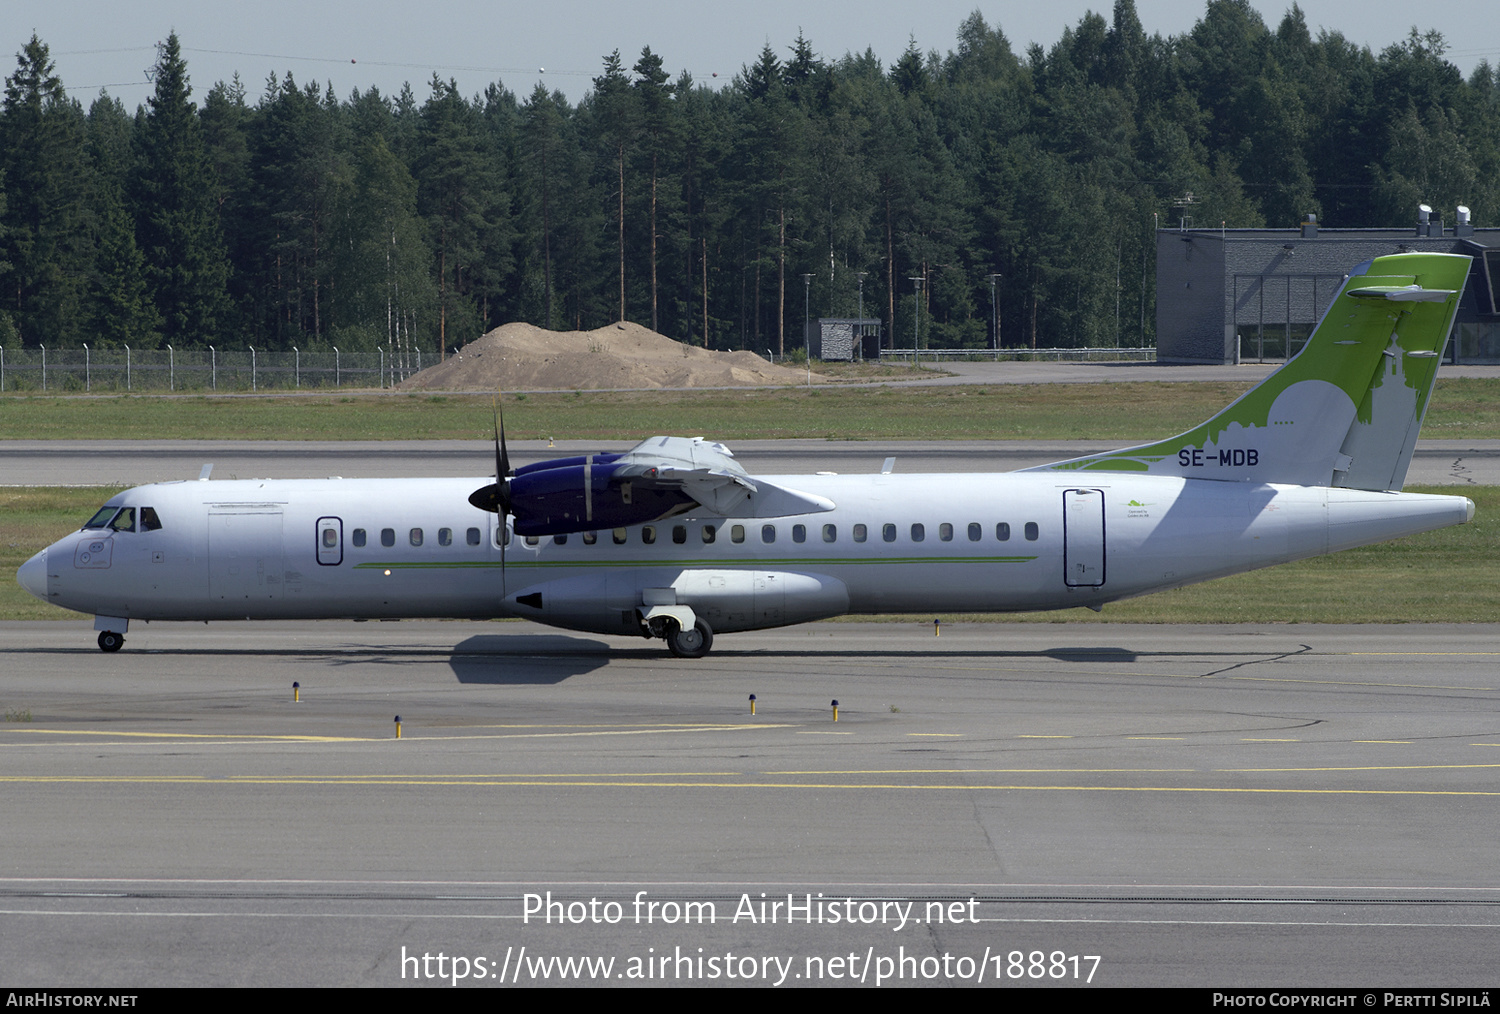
left=0, top=346, right=433, bottom=393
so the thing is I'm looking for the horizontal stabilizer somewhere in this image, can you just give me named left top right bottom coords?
left=1347, top=285, right=1456, bottom=302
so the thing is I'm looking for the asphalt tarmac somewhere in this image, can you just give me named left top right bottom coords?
left=3, top=620, right=1499, bottom=987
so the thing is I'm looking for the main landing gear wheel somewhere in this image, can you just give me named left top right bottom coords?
left=666, top=619, right=713, bottom=659
left=97, top=630, right=124, bottom=653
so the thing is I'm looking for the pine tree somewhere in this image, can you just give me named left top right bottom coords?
left=132, top=33, right=231, bottom=346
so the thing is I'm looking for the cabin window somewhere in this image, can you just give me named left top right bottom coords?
left=1025, top=522, right=1039, bottom=541
left=792, top=524, right=806, bottom=543
left=409, top=528, right=423, bottom=547
left=582, top=531, right=597, bottom=545
left=353, top=528, right=367, bottom=548
left=762, top=524, right=776, bottom=544
left=524, top=535, right=540, bottom=547
left=466, top=527, right=481, bottom=546
left=939, top=523, right=953, bottom=542
left=109, top=508, right=136, bottom=533
left=911, top=523, right=925, bottom=542
left=613, top=528, right=627, bottom=545
left=882, top=523, right=897, bottom=543
left=641, top=526, right=656, bottom=545
left=822, top=524, right=837, bottom=543
left=381, top=528, right=396, bottom=548
left=853, top=524, right=867, bottom=543
left=322, top=528, right=338, bottom=549
left=731, top=525, right=745, bottom=544
left=702, top=525, right=716, bottom=544
left=140, top=507, right=163, bottom=532
left=494, top=525, right=512, bottom=548
left=438, top=528, right=453, bottom=547
left=83, top=507, right=118, bottom=529
left=553, top=534, right=568, bottom=545
left=672, top=525, right=687, bottom=545
left=967, top=523, right=981, bottom=542
left=996, top=522, right=1011, bottom=542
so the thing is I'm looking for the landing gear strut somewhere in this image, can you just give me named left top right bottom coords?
left=666, top=618, right=714, bottom=659
left=97, top=630, right=124, bottom=653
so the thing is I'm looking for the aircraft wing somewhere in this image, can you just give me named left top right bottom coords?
left=499, top=435, right=834, bottom=536
left=613, top=436, right=835, bottom=518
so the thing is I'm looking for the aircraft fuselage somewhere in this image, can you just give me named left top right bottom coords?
left=22, top=473, right=1473, bottom=638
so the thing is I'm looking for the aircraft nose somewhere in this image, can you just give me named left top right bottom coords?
left=17, top=548, right=48, bottom=602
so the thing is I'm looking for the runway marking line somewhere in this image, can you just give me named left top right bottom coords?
left=2, top=775, right=1499, bottom=796
left=1017, top=735, right=1073, bottom=739
left=2, top=723, right=793, bottom=745
left=907, top=733, right=963, bottom=737
left=1353, top=740, right=1413, bottom=745
left=1242, top=738, right=1300, bottom=742
left=1217, top=763, right=1500, bottom=772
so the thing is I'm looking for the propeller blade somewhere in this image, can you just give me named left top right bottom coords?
left=469, top=394, right=515, bottom=515
left=496, top=395, right=512, bottom=517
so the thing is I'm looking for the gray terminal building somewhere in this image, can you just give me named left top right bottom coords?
left=1156, top=207, right=1500, bottom=364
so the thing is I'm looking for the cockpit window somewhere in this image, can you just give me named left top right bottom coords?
left=139, top=507, right=162, bottom=531
left=108, top=508, right=136, bottom=533
left=83, top=507, right=118, bottom=529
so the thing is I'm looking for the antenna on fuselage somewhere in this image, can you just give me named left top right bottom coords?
left=198, top=464, right=214, bottom=481
left=880, top=457, right=895, bottom=475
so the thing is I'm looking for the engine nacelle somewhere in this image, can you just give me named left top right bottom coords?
left=508, top=462, right=697, bottom=536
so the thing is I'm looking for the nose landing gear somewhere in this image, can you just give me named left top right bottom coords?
left=97, top=630, right=124, bottom=652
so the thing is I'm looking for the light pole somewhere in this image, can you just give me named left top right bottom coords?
left=248, top=345, right=256, bottom=391
left=208, top=346, right=215, bottom=391
left=908, top=276, right=924, bottom=360
left=802, top=273, right=813, bottom=355
left=856, top=271, right=868, bottom=361
left=83, top=343, right=90, bottom=391
left=987, top=273, right=1003, bottom=353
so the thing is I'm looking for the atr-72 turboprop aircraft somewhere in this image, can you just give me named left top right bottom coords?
left=16, top=253, right=1477, bottom=657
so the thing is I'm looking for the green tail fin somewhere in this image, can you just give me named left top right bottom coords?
left=1028, top=252, right=1470, bottom=489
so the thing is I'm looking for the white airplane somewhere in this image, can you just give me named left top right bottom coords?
left=16, top=252, right=1477, bottom=658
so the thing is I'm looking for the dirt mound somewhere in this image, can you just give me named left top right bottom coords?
left=399, top=320, right=824, bottom=391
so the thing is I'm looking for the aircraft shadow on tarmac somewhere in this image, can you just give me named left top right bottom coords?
left=447, top=634, right=614, bottom=683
